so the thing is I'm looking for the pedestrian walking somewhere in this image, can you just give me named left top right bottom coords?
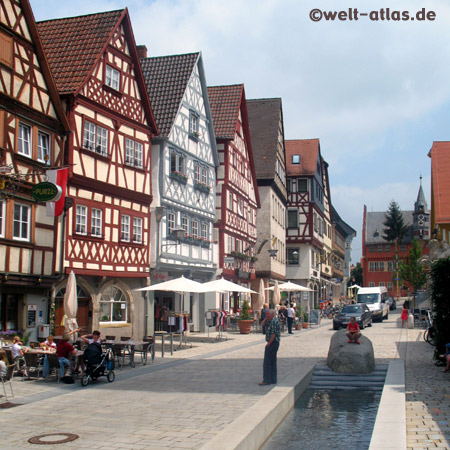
left=287, top=303, right=295, bottom=334
left=401, top=303, right=409, bottom=328
left=259, top=309, right=281, bottom=385
left=260, top=303, right=269, bottom=334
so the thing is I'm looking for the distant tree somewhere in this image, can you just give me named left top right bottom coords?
left=382, top=200, right=409, bottom=244
left=399, top=239, right=426, bottom=294
left=350, top=263, right=363, bottom=286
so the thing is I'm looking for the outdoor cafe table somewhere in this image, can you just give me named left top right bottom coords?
left=102, top=340, right=152, bottom=367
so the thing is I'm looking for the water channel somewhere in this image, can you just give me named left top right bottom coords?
left=262, top=389, right=381, bottom=450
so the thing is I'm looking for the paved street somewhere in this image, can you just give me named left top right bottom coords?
left=1, top=307, right=447, bottom=449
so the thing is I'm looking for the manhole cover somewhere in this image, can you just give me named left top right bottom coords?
left=28, top=433, right=79, bottom=445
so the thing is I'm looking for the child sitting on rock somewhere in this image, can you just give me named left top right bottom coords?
left=346, top=316, right=361, bottom=344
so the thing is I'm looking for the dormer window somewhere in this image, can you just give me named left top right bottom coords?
left=105, top=65, right=120, bottom=91
left=292, top=154, right=300, bottom=164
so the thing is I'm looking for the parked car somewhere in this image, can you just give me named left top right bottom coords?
left=333, top=304, right=373, bottom=330
left=388, top=297, right=397, bottom=310
left=356, top=286, right=389, bottom=322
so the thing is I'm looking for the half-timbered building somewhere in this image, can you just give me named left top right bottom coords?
left=140, top=51, right=219, bottom=332
left=285, top=139, right=326, bottom=307
left=37, top=10, right=158, bottom=338
left=208, top=84, right=260, bottom=313
left=0, top=0, right=70, bottom=338
left=246, top=98, right=287, bottom=307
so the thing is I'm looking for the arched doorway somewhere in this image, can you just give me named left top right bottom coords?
left=54, top=286, right=91, bottom=336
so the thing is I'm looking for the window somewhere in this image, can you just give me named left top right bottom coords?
left=286, top=179, right=292, bottom=192
left=292, top=154, right=300, bottom=164
left=0, top=31, right=13, bottom=67
left=0, top=201, right=4, bottom=237
left=368, top=282, right=375, bottom=287
left=385, top=244, right=391, bottom=252
left=194, top=164, right=208, bottom=185
left=228, top=235, right=234, bottom=253
left=297, top=179, right=308, bottom=192
left=125, top=138, right=143, bottom=168
left=75, top=205, right=87, bottom=235
left=13, top=203, right=30, bottom=241
left=100, top=285, right=128, bottom=323
left=121, top=215, right=130, bottom=241
left=377, top=245, right=383, bottom=252
left=91, top=208, right=102, bottom=237
left=387, top=282, right=393, bottom=291
left=133, top=217, right=143, bottom=244
left=228, top=192, right=233, bottom=209
left=369, top=245, right=375, bottom=252
left=170, top=150, right=186, bottom=175
left=237, top=198, right=244, bottom=217
left=18, top=123, right=31, bottom=156
left=400, top=244, right=406, bottom=252
left=191, top=220, right=199, bottom=238
left=201, top=222, right=208, bottom=240
left=189, top=110, right=199, bottom=137
left=287, top=210, right=298, bottom=229
left=181, top=216, right=188, bottom=235
left=83, top=120, right=109, bottom=156
left=105, top=65, right=120, bottom=91
left=37, top=131, right=50, bottom=164
left=379, top=282, right=385, bottom=287
left=287, top=248, right=299, bottom=265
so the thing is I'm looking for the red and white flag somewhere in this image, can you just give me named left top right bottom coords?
left=46, top=168, right=68, bottom=217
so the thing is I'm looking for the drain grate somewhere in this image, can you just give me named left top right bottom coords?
left=28, top=433, right=79, bottom=445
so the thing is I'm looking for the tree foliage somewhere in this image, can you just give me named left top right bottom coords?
left=431, top=257, right=450, bottom=357
left=382, top=200, right=409, bottom=243
left=399, top=239, right=426, bottom=292
left=350, top=263, right=363, bottom=286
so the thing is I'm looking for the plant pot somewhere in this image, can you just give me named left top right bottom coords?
left=237, top=320, right=253, bottom=334
left=295, top=323, right=302, bottom=330
left=302, top=322, right=309, bottom=329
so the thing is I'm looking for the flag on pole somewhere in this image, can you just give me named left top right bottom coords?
left=46, top=168, right=68, bottom=217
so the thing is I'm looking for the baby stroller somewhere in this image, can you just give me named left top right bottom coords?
left=81, top=343, right=115, bottom=386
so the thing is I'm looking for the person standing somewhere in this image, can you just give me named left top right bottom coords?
left=259, top=309, right=281, bottom=385
left=260, top=303, right=269, bottom=335
left=287, top=303, right=295, bottom=334
left=401, top=303, right=409, bottom=328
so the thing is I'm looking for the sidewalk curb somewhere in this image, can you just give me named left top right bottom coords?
left=201, top=361, right=316, bottom=450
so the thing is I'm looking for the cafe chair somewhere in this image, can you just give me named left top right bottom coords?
left=1, top=364, right=15, bottom=402
left=119, top=337, right=132, bottom=366
left=46, top=353, right=62, bottom=383
left=134, top=338, right=154, bottom=365
left=3, top=349, right=13, bottom=365
left=24, top=353, right=43, bottom=379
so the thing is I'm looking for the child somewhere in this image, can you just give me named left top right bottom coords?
left=346, top=316, right=361, bottom=344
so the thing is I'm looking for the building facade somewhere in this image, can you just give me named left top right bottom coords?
left=0, top=0, right=70, bottom=339
left=38, top=10, right=158, bottom=338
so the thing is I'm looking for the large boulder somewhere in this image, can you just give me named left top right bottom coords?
left=327, top=330, right=375, bottom=374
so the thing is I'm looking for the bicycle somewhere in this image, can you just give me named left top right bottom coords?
left=423, top=311, right=436, bottom=346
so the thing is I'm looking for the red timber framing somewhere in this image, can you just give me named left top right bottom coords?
left=208, top=85, right=260, bottom=286
left=37, top=9, right=158, bottom=277
left=0, top=0, right=70, bottom=293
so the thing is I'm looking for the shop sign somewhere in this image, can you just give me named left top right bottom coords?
left=31, top=182, right=61, bottom=201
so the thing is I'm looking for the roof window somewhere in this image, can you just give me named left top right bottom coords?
left=292, top=154, right=300, bottom=164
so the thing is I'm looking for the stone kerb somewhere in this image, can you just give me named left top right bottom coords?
left=327, top=329, right=376, bottom=374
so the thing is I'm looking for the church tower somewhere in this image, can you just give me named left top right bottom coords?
left=412, top=176, right=430, bottom=240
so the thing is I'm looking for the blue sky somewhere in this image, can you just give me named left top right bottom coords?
left=30, top=0, right=448, bottom=263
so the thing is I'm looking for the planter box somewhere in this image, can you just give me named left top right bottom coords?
left=295, top=324, right=302, bottom=330
left=302, top=322, right=309, bottom=329
left=237, top=320, right=253, bottom=334
left=169, top=172, right=187, bottom=185
left=194, top=183, right=210, bottom=194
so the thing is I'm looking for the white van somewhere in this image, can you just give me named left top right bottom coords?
left=356, top=286, right=389, bottom=322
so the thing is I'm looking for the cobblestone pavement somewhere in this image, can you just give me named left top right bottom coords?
left=0, top=307, right=447, bottom=449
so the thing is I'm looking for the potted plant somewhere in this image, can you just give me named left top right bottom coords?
left=302, top=311, right=309, bottom=329
left=295, top=306, right=303, bottom=330
left=237, top=300, right=253, bottom=334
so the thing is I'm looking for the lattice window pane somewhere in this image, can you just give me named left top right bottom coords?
left=13, top=203, right=30, bottom=240
left=201, top=167, right=207, bottom=185
left=18, top=123, right=31, bottom=156
left=181, top=216, right=188, bottom=234
left=96, top=126, right=108, bottom=155
left=106, top=65, right=120, bottom=91
left=121, top=215, right=130, bottom=241
left=37, top=131, right=50, bottom=164
left=75, top=205, right=87, bottom=235
left=167, top=212, right=175, bottom=234
left=83, top=121, right=95, bottom=150
left=134, top=142, right=143, bottom=168
left=91, top=208, right=102, bottom=236
left=125, top=138, right=134, bottom=165
left=191, top=220, right=199, bottom=238
left=194, top=165, right=201, bottom=184
left=201, top=222, right=208, bottom=240
left=133, top=217, right=142, bottom=243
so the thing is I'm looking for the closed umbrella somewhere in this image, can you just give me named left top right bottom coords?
left=257, top=279, right=266, bottom=310
left=64, top=271, right=79, bottom=340
left=272, top=280, right=281, bottom=309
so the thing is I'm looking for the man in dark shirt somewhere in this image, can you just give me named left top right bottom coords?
left=259, top=309, right=281, bottom=385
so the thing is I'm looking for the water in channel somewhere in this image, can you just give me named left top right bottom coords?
left=262, top=389, right=381, bottom=450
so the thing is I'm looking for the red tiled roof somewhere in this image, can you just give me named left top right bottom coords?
left=37, top=10, right=124, bottom=95
left=429, top=141, right=450, bottom=223
left=285, top=139, right=320, bottom=176
left=247, top=98, right=283, bottom=179
left=207, top=85, right=243, bottom=139
left=140, top=53, right=199, bottom=137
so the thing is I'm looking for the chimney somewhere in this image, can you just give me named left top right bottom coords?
left=136, top=45, right=148, bottom=59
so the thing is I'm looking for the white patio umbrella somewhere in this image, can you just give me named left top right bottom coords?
left=135, top=275, right=212, bottom=293
left=202, top=278, right=257, bottom=294
left=265, top=281, right=314, bottom=292
left=64, top=271, right=79, bottom=340
left=348, top=284, right=361, bottom=290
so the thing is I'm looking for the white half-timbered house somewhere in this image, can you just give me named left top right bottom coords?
left=140, top=51, right=219, bottom=332
left=0, top=0, right=70, bottom=339
left=247, top=98, right=287, bottom=308
left=38, top=10, right=158, bottom=338
left=208, top=84, right=260, bottom=313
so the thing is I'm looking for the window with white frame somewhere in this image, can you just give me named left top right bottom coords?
left=194, top=164, right=208, bottom=186
left=0, top=200, right=4, bottom=238
left=170, top=150, right=186, bottom=175
left=13, top=203, right=30, bottom=241
left=189, top=110, right=199, bottom=137
left=99, top=285, right=128, bottom=323
left=369, top=282, right=375, bottom=287
left=387, top=282, right=393, bottom=291
left=133, top=217, right=143, bottom=244
left=37, top=131, right=50, bottom=164
left=83, top=120, right=109, bottom=156
left=125, top=138, right=143, bottom=168
left=191, top=219, right=199, bottom=238
left=181, top=216, right=188, bottom=235
left=292, top=154, right=300, bottom=164
left=105, top=65, right=120, bottom=91
left=75, top=205, right=87, bottom=235
left=237, top=198, right=244, bottom=217
left=121, top=214, right=130, bottom=241
left=18, top=123, right=31, bottom=156
left=167, top=212, right=175, bottom=235
left=379, top=282, right=385, bottom=287
left=201, top=222, right=208, bottom=240
left=228, top=235, right=234, bottom=253
left=91, top=208, right=102, bottom=237
left=228, top=192, right=233, bottom=210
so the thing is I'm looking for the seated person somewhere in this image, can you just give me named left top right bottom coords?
left=40, top=335, right=57, bottom=349
left=0, top=352, right=8, bottom=378
left=43, top=332, right=77, bottom=378
left=11, top=336, right=27, bottom=375
left=441, top=343, right=450, bottom=373
left=346, top=316, right=361, bottom=344
left=80, top=330, right=102, bottom=345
